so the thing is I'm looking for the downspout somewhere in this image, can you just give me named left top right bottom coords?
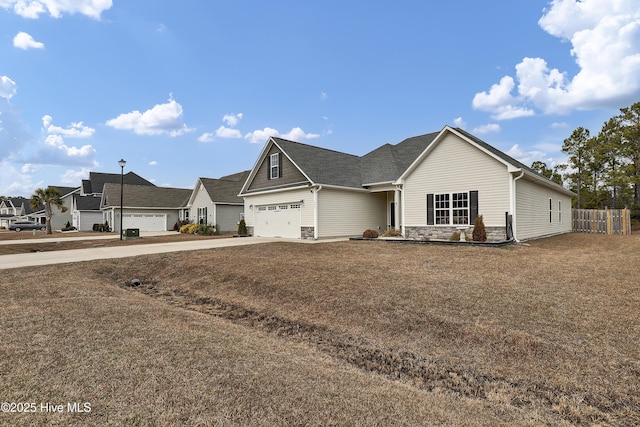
left=313, top=185, right=323, bottom=240
left=511, top=170, right=525, bottom=242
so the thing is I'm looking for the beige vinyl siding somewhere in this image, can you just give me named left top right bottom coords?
left=403, top=133, right=511, bottom=227
left=515, top=178, right=572, bottom=240
left=318, top=189, right=386, bottom=238
left=244, top=188, right=314, bottom=228
left=190, top=184, right=214, bottom=224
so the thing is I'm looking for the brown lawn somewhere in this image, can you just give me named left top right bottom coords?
left=1, top=233, right=638, bottom=426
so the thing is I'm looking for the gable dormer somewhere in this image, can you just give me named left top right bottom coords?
left=244, top=141, right=309, bottom=193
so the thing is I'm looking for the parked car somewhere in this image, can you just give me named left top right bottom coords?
left=9, top=221, right=46, bottom=232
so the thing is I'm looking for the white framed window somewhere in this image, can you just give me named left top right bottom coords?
left=452, top=192, right=469, bottom=225
left=435, top=194, right=450, bottom=225
left=549, top=198, right=553, bottom=224
left=428, top=191, right=477, bottom=226
left=270, top=153, right=280, bottom=180
left=198, top=207, right=207, bottom=224
left=558, top=200, right=562, bottom=223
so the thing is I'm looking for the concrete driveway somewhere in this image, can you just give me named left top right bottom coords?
left=0, top=233, right=347, bottom=270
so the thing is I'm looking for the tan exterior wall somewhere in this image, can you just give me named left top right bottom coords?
left=403, top=133, right=511, bottom=227
left=318, top=189, right=386, bottom=238
left=515, top=178, right=573, bottom=240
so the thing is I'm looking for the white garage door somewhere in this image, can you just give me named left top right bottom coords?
left=123, top=213, right=167, bottom=232
left=254, top=203, right=301, bottom=238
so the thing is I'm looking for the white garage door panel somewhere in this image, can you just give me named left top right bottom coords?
left=123, top=213, right=166, bottom=231
left=254, top=204, right=300, bottom=238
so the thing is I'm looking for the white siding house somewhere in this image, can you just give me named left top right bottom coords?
left=239, top=126, right=574, bottom=241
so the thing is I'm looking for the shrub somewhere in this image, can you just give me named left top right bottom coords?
left=472, top=215, right=487, bottom=242
left=61, top=221, right=76, bottom=232
left=450, top=231, right=461, bottom=241
left=197, top=224, right=215, bottom=235
left=382, top=228, right=402, bottom=237
left=179, top=223, right=199, bottom=234
left=362, top=229, right=379, bottom=239
left=93, top=223, right=108, bottom=232
left=237, top=218, right=248, bottom=235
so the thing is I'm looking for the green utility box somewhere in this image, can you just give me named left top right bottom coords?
left=124, top=228, right=140, bottom=239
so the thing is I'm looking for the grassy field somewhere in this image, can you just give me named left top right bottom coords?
left=1, top=233, right=638, bottom=426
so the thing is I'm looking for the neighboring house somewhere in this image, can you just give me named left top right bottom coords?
left=185, top=170, right=250, bottom=233
left=46, top=186, right=79, bottom=231
left=239, top=125, right=574, bottom=241
left=0, top=197, right=42, bottom=228
left=73, top=171, right=156, bottom=230
left=71, top=194, right=102, bottom=231
left=101, top=184, right=192, bottom=232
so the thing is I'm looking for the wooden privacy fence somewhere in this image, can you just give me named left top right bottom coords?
left=572, top=208, right=631, bottom=235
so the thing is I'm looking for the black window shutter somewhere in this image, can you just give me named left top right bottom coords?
left=470, top=190, right=479, bottom=224
left=427, top=194, right=434, bottom=225
left=278, top=153, right=283, bottom=178
left=267, top=155, right=271, bottom=180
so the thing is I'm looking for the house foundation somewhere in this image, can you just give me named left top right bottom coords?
left=404, top=226, right=507, bottom=242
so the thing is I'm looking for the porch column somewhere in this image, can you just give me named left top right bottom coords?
left=394, top=187, right=401, bottom=231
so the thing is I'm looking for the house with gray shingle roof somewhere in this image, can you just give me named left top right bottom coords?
left=185, top=170, right=250, bottom=233
left=0, top=197, right=42, bottom=228
left=71, top=171, right=156, bottom=231
left=239, top=125, right=574, bottom=241
left=100, top=184, right=192, bottom=232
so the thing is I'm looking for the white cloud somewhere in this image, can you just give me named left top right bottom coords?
left=550, top=121, right=569, bottom=129
left=106, top=95, right=194, bottom=136
left=23, top=115, right=98, bottom=167
left=1, top=0, right=113, bottom=19
left=320, top=91, right=328, bottom=100
left=282, top=127, right=320, bottom=141
left=60, top=167, right=90, bottom=184
left=222, top=113, right=243, bottom=127
left=42, top=115, right=94, bottom=138
left=215, top=126, right=242, bottom=138
left=149, top=160, right=158, bottom=166
left=0, top=160, right=44, bottom=196
left=506, top=144, right=547, bottom=166
left=0, top=75, right=17, bottom=100
left=244, top=127, right=320, bottom=144
left=21, top=163, right=42, bottom=173
left=453, top=117, right=467, bottom=129
left=472, top=76, right=535, bottom=120
left=197, top=132, right=214, bottom=143
left=244, top=127, right=280, bottom=144
left=473, top=0, right=640, bottom=118
left=472, top=123, right=501, bottom=134
left=13, top=32, right=44, bottom=50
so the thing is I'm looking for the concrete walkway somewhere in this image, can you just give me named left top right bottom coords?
left=0, top=234, right=347, bottom=270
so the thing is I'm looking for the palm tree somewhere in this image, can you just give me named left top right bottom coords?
left=30, top=187, right=67, bottom=234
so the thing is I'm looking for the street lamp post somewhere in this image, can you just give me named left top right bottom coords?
left=118, top=158, right=126, bottom=240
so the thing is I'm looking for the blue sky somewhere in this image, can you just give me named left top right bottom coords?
left=2, top=0, right=639, bottom=196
